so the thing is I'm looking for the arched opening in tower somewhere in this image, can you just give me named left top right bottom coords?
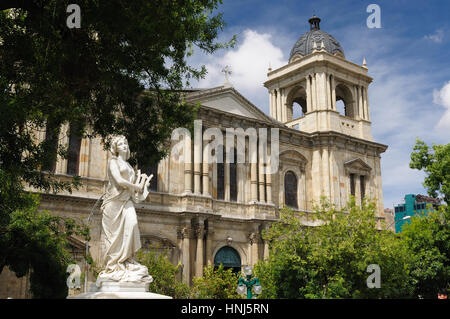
left=287, top=86, right=307, bottom=121
left=335, top=83, right=355, bottom=118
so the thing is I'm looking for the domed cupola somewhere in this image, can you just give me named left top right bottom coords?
left=289, top=15, right=345, bottom=62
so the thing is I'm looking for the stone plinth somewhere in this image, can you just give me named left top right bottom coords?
left=67, top=281, right=172, bottom=299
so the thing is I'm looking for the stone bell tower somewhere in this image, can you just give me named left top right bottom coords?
left=264, top=15, right=373, bottom=142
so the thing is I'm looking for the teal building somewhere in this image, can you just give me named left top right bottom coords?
left=394, top=194, right=440, bottom=233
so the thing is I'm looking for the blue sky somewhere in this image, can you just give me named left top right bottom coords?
left=188, top=0, right=450, bottom=208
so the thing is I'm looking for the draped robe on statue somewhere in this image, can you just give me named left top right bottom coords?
left=96, top=156, right=152, bottom=285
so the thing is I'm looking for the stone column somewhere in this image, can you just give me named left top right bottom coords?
left=193, top=122, right=202, bottom=195
left=258, top=141, right=267, bottom=202
left=195, top=225, right=205, bottom=278
left=205, top=223, right=214, bottom=266
left=269, top=90, right=275, bottom=118
left=352, top=85, right=359, bottom=117
left=276, top=89, right=282, bottom=121
left=358, top=86, right=364, bottom=119
left=258, top=161, right=265, bottom=203
left=329, top=146, right=340, bottom=208
left=331, top=75, right=336, bottom=110
left=311, top=148, right=322, bottom=203
left=184, top=134, right=192, bottom=193
left=355, top=174, right=361, bottom=206
left=263, top=239, right=269, bottom=260
left=364, top=86, right=370, bottom=121
left=265, top=165, right=272, bottom=204
left=326, top=73, right=331, bottom=109
left=56, top=122, right=70, bottom=174
left=249, top=232, right=259, bottom=266
left=224, top=160, right=230, bottom=201
left=250, top=161, right=258, bottom=202
left=322, top=146, right=330, bottom=199
left=306, top=76, right=312, bottom=113
left=202, top=138, right=210, bottom=195
left=317, top=72, right=327, bottom=110
left=281, top=89, right=287, bottom=122
left=311, top=73, right=317, bottom=111
left=261, top=224, right=270, bottom=260
left=79, top=137, right=90, bottom=177
left=179, top=226, right=191, bottom=285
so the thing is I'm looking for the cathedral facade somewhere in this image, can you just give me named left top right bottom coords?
left=0, top=16, right=389, bottom=297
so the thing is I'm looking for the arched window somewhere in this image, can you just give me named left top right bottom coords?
left=216, top=145, right=225, bottom=200
left=284, top=171, right=298, bottom=209
left=66, top=123, right=82, bottom=176
left=229, top=147, right=237, bottom=202
left=214, top=246, right=241, bottom=273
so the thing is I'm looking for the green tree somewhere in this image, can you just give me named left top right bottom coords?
left=136, top=249, right=191, bottom=299
left=255, top=198, right=414, bottom=299
left=410, top=139, right=450, bottom=204
left=0, top=1, right=232, bottom=298
left=408, top=139, right=449, bottom=298
left=0, top=192, right=89, bottom=298
left=191, top=264, right=242, bottom=299
left=400, top=207, right=449, bottom=298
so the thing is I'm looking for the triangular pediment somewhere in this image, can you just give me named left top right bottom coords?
left=344, top=158, right=372, bottom=175
left=185, top=86, right=277, bottom=123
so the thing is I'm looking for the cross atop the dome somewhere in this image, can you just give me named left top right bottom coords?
left=309, top=15, right=321, bottom=31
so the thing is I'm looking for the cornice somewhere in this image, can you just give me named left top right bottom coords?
left=265, top=51, right=372, bottom=88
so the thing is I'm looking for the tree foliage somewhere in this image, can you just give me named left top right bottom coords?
left=255, top=198, right=414, bottom=299
left=408, top=139, right=450, bottom=297
left=191, top=264, right=242, bottom=299
left=410, top=139, right=450, bottom=204
left=0, top=192, right=89, bottom=298
left=400, top=205, right=449, bottom=298
left=136, top=249, right=191, bottom=299
left=0, top=0, right=232, bottom=298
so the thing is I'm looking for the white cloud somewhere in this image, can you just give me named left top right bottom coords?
left=193, top=29, right=286, bottom=113
left=424, top=29, right=444, bottom=43
left=433, top=81, right=450, bottom=130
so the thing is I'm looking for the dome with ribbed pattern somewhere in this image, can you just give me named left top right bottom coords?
left=289, top=16, right=345, bottom=61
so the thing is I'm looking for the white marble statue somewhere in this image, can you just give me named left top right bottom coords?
left=96, top=135, right=153, bottom=286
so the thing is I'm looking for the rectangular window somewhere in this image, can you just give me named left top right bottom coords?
left=217, top=161, right=224, bottom=200
left=42, top=123, right=60, bottom=172
left=350, top=173, right=355, bottom=196
left=229, top=150, right=237, bottom=202
left=67, top=123, right=82, bottom=176
left=360, top=175, right=365, bottom=202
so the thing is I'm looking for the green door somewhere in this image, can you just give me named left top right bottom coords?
left=214, top=246, right=241, bottom=273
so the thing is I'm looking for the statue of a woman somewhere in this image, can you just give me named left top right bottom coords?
left=96, top=135, right=153, bottom=285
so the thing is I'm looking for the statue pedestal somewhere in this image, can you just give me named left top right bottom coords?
left=67, top=281, right=172, bottom=299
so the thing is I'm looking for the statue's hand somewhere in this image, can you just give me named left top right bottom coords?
left=139, top=173, right=148, bottom=189
left=140, top=174, right=153, bottom=200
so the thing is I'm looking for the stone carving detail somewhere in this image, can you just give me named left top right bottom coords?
left=248, top=232, right=260, bottom=245
left=344, top=158, right=372, bottom=176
